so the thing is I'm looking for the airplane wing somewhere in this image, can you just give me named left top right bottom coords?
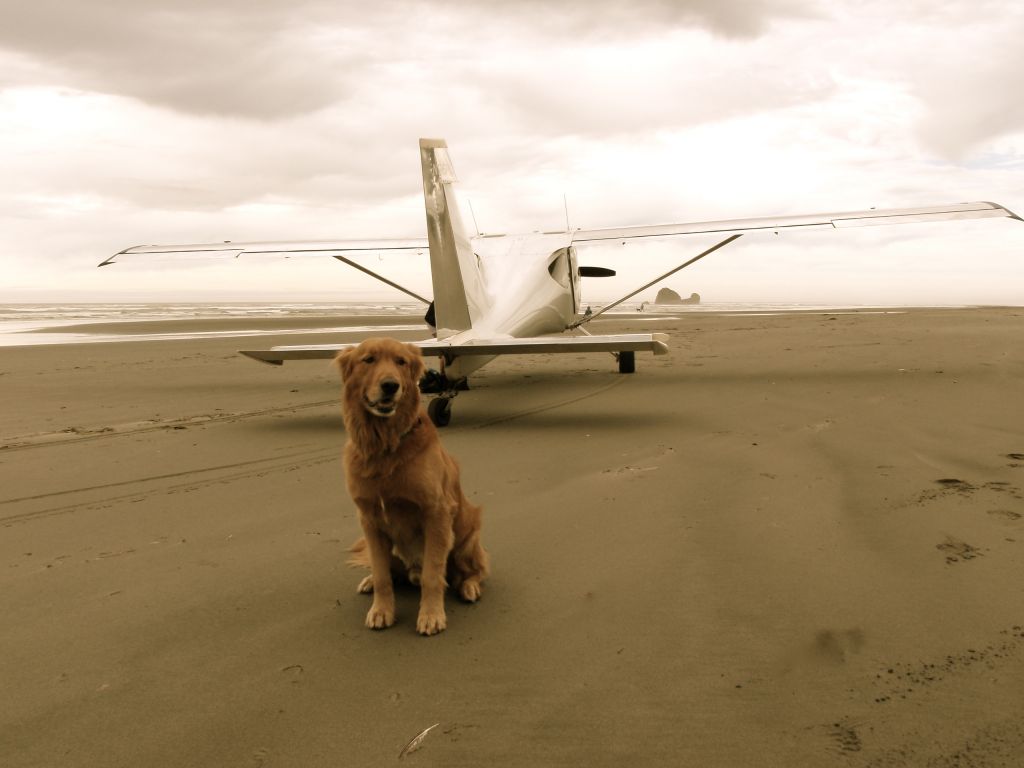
left=101, top=202, right=1019, bottom=265
left=98, top=238, right=430, bottom=265
left=571, top=201, right=1020, bottom=244
left=99, top=237, right=434, bottom=304
left=239, top=333, right=669, bottom=365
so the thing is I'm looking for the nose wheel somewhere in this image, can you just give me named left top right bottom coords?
left=427, top=396, right=453, bottom=427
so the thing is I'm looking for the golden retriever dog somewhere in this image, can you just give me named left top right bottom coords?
left=335, top=337, right=489, bottom=635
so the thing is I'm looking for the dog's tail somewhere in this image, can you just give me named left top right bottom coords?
left=346, top=536, right=419, bottom=583
left=347, top=537, right=371, bottom=569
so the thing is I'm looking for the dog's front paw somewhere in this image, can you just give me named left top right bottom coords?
left=416, top=608, right=447, bottom=636
left=356, top=575, right=374, bottom=594
left=366, top=602, right=395, bottom=630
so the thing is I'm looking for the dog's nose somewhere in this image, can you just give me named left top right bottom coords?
left=380, top=379, right=400, bottom=398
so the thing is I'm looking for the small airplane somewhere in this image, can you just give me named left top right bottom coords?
left=102, top=138, right=1020, bottom=426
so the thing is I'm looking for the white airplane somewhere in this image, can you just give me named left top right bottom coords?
left=102, top=138, right=1020, bottom=426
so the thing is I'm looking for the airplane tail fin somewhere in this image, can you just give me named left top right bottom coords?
left=419, top=139, right=487, bottom=338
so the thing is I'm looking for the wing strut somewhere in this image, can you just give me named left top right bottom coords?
left=570, top=233, right=743, bottom=329
left=331, top=255, right=431, bottom=304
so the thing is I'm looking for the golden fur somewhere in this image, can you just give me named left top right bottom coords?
left=336, top=337, right=489, bottom=635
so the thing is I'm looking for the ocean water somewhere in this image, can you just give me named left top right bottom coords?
left=0, top=300, right=917, bottom=348
left=0, top=302, right=427, bottom=347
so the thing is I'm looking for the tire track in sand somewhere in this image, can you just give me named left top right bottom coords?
left=0, top=399, right=339, bottom=453
left=0, top=449, right=337, bottom=526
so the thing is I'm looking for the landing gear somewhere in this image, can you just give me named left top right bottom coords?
left=419, top=369, right=469, bottom=394
left=419, top=369, right=447, bottom=394
left=428, top=396, right=452, bottom=427
left=617, top=351, right=635, bottom=374
left=421, top=367, right=467, bottom=427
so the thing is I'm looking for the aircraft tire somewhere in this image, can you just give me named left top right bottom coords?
left=428, top=397, right=452, bottom=427
left=617, top=351, right=636, bottom=374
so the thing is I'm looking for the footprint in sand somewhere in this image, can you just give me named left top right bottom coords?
left=987, top=508, right=1022, bottom=521
left=934, top=478, right=974, bottom=493
left=812, top=628, right=866, bottom=663
left=926, top=477, right=1023, bottom=503
left=936, top=535, right=984, bottom=564
left=872, top=626, right=1024, bottom=704
left=825, top=721, right=863, bottom=754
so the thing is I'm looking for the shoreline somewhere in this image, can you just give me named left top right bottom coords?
left=2, top=304, right=1019, bottom=349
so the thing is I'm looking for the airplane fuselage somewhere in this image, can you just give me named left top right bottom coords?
left=439, top=234, right=582, bottom=379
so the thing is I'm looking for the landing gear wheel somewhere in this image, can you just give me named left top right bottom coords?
left=428, top=397, right=452, bottom=427
left=617, top=351, right=635, bottom=374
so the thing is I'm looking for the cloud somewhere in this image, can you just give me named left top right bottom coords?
left=0, top=0, right=815, bottom=120
left=449, top=0, right=817, bottom=38
left=470, top=35, right=834, bottom=143
left=914, top=31, right=1024, bottom=158
left=826, top=0, right=1024, bottom=159
left=0, top=0, right=361, bottom=117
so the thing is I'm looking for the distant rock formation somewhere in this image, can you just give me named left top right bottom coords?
left=654, top=288, right=700, bottom=305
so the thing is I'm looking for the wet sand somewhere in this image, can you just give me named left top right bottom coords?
left=2, top=308, right=1023, bottom=766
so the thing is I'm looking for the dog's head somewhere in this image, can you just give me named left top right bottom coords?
left=335, top=337, right=425, bottom=419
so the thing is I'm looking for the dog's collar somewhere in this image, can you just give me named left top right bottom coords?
left=398, top=416, right=422, bottom=442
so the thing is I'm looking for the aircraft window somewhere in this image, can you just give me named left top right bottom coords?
left=547, top=249, right=570, bottom=288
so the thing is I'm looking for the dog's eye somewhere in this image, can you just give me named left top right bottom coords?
left=362, top=355, right=375, bottom=364
left=395, top=357, right=406, bottom=366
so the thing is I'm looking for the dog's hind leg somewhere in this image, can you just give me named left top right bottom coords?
left=450, top=530, right=490, bottom=603
left=455, top=553, right=488, bottom=602
left=350, top=537, right=406, bottom=594
left=348, top=537, right=376, bottom=594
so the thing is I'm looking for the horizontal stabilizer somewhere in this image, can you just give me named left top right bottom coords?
left=239, top=333, right=670, bottom=365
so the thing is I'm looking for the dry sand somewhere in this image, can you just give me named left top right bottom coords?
left=2, top=307, right=1023, bottom=767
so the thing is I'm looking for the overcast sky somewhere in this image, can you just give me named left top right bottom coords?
left=2, top=0, right=1022, bottom=305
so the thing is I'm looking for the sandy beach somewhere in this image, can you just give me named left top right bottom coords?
left=2, top=307, right=1023, bottom=767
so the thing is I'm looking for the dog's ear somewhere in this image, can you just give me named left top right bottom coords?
left=334, top=348, right=356, bottom=381
left=405, top=342, right=425, bottom=380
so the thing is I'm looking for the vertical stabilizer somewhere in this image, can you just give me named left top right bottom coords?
left=419, top=138, right=487, bottom=338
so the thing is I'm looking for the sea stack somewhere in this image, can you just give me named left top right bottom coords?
left=655, top=288, right=700, bottom=305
